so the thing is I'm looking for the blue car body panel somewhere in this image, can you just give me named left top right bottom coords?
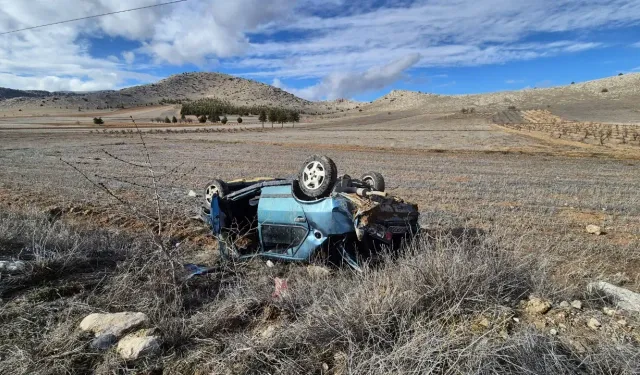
left=210, top=183, right=357, bottom=261
left=257, top=185, right=354, bottom=261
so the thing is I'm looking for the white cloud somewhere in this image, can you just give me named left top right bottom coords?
left=0, top=0, right=639, bottom=97
left=276, top=54, right=420, bottom=100
left=506, top=79, right=524, bottom=84
left=632, top=42, right=640, bottom=47
left=122, top=51, right=135, bottom=64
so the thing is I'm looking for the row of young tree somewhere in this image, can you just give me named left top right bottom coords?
left=179, top=98, right=300, bottom=128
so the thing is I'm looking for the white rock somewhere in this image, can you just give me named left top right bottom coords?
left=513, top=317, right=520, bottom=323
left=80, top=312, right=147, bottom=337
left=571, top=300, right=582, bottom=309
left=588, top=281, right=640, bottom=313
left=603, top=307, right=616, bottom=316
left=549, top=328, right=558, bottom=335
left=266, top=260, right=274, bottom=268
left=117, top=334, right=161, bottom=360
left=525, top=297, right=552, bottom=315
left=587, top=318, right=601, bottom=330
left=0, top=260, right=26, bottom=274
left=188, top=190, right=198, bottom=197
left=586, top=224, right=602, bottom=235
left=559, top=301, right=570, bottom=308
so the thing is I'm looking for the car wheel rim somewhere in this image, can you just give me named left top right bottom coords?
left=302, top=161, right=325, bottom=190
left=363, top=176, right=374, bottom=188
left=205, top=185, right=219, bottom=203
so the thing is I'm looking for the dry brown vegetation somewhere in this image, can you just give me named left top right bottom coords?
left=1, top=209, right=638, bottom=374
left=1, top=73, right=640, bottom=374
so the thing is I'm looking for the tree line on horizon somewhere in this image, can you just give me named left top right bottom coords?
left=180, top=98, right=300, bottom=127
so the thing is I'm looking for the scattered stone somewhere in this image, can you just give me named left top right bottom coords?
left=0, top=260, right=26, bottom=274
left=549, top=328, right=558, bottom=335
left=571, top=300, right=582, bottom=310
left=117, top=333, right=161, bottom=360
left=586, top=224, right=602, bottom=235
left=588, top=281, right=640, bottom=313
left=558, top=323, right=567, bottom=330
left=603, top=307, right=616, bottom=316
left=478, top=317, right=491, bottom=328
left=90, top=333, right=117, bottom=350
left=322, top=363, right=329, bottom=371
left=80, top=312, right=148, bottom=337
left=260, top=325, right=276, bottom=339
left=307, top=265, right=331, bottom=278
left=616, top=319, right=627, bottom=327
left=265, top=260, right=274, bottom=268
left=188, top=190, right=197, bottom=197
left=525, top=297, right=552, bottom=315
left=587, top=318, right=601, bottom=330
left=513, top=317, right=520, bottom=323
left=559, top=301, right=570, bottom=308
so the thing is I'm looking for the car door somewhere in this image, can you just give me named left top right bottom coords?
left=257, top=185, right=309, bottom=255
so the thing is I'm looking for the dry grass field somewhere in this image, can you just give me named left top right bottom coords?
left=1, top=76, right=640, bottom=374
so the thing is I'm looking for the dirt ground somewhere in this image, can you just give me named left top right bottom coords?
left=1, top=109, right=638, bottom=289
left=1, top=108, right=639, bottom=374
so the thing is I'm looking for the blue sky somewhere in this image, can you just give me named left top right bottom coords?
left=1, top=0, right=639, bottom=101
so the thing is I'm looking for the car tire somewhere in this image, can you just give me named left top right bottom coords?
left=298, top=155, right=337, bottom=199
left=204, top=179, right=228, bottom=208
left=360, top=171, right=385, bottom=191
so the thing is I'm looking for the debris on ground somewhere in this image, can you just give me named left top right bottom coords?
left=588, top=281, right=640, bottom=313
left=272, top=277, right=289, bottom=299
left=571, top=300, right=582, bottom=309
left=559, top=301, right=570, bottom=308
left=525, top=296, right=552, bottom=315
left=80, top=312, right=148, bottom=338
left=586, top=224, right=603, bottom=235
left=116, top=330, right=161, bottom=360
left=188, top=190, right=198, bottom=197
left=0, top=260, right=26, bottom=274
left=266, top=260, right=274, bottom=268
left=183, top=263, right=216, bottom=279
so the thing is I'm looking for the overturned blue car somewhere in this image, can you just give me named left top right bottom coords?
left=201, top=155, right=419, bottom=268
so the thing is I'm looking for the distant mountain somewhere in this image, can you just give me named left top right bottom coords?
left=0, top=87, right=53, bottom=100
left=365, top=73, right=640, bottom=123
left=0, top=72, right=337, bottom=112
